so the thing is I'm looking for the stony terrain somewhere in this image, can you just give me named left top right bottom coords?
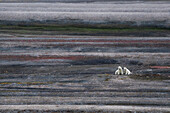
left=0, top=2, right=170, bottom=28
left=1, top=0, right=170, bottom=2
left=0, top=0, right=170, bottom=112
left=0, top=33, right=170, bottom=112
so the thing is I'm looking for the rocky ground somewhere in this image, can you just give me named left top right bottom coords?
left=0, top=2, right=170, bottom=28
left=1, top=0, right=170, bottom=2
left=0, top=0, right=170, bottom=112
left=0, top=33, right=170, bottom=112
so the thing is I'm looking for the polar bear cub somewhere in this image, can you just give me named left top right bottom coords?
left=115, top=66, right=124, bottom=75
left=123, top=67, right=132, bottom=75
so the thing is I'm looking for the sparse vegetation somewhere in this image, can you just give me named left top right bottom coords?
left=0, top=24, right=169, bottom=36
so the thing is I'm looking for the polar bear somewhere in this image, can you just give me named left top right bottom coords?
left=123, top=67, right=132, bottom=75
left=115, top=66, right=124, bottom=75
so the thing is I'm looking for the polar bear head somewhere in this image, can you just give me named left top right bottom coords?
left=123, top=67, right=128, bottom=70
left=118, top=66, right=122, bottom=70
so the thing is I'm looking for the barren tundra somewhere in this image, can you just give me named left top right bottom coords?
left=0, top=0, right=170, bottom=112
left=0, top=2, right=170, bottom=28
left=0, top=34, right=170, bottom=112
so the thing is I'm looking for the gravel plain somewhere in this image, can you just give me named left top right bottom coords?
left=0, top=34, right=170, bottom=112
left=0, top=0, right=170, bottom=112
left=0, top=1, right=170, bottom=27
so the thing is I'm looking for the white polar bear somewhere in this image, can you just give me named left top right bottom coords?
left=115, top=66, right=124, bottom=75
left=123, top=67, right=132, bottom=75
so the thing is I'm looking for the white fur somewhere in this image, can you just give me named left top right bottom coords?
left=115, top=66, right=123, bottom=75
left=115, top=70, right=120, bottom=75
left=123, top=67, right=132, bottom=75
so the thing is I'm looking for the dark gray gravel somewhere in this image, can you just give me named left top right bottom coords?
left=0, top=1, right=170, bottom=28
